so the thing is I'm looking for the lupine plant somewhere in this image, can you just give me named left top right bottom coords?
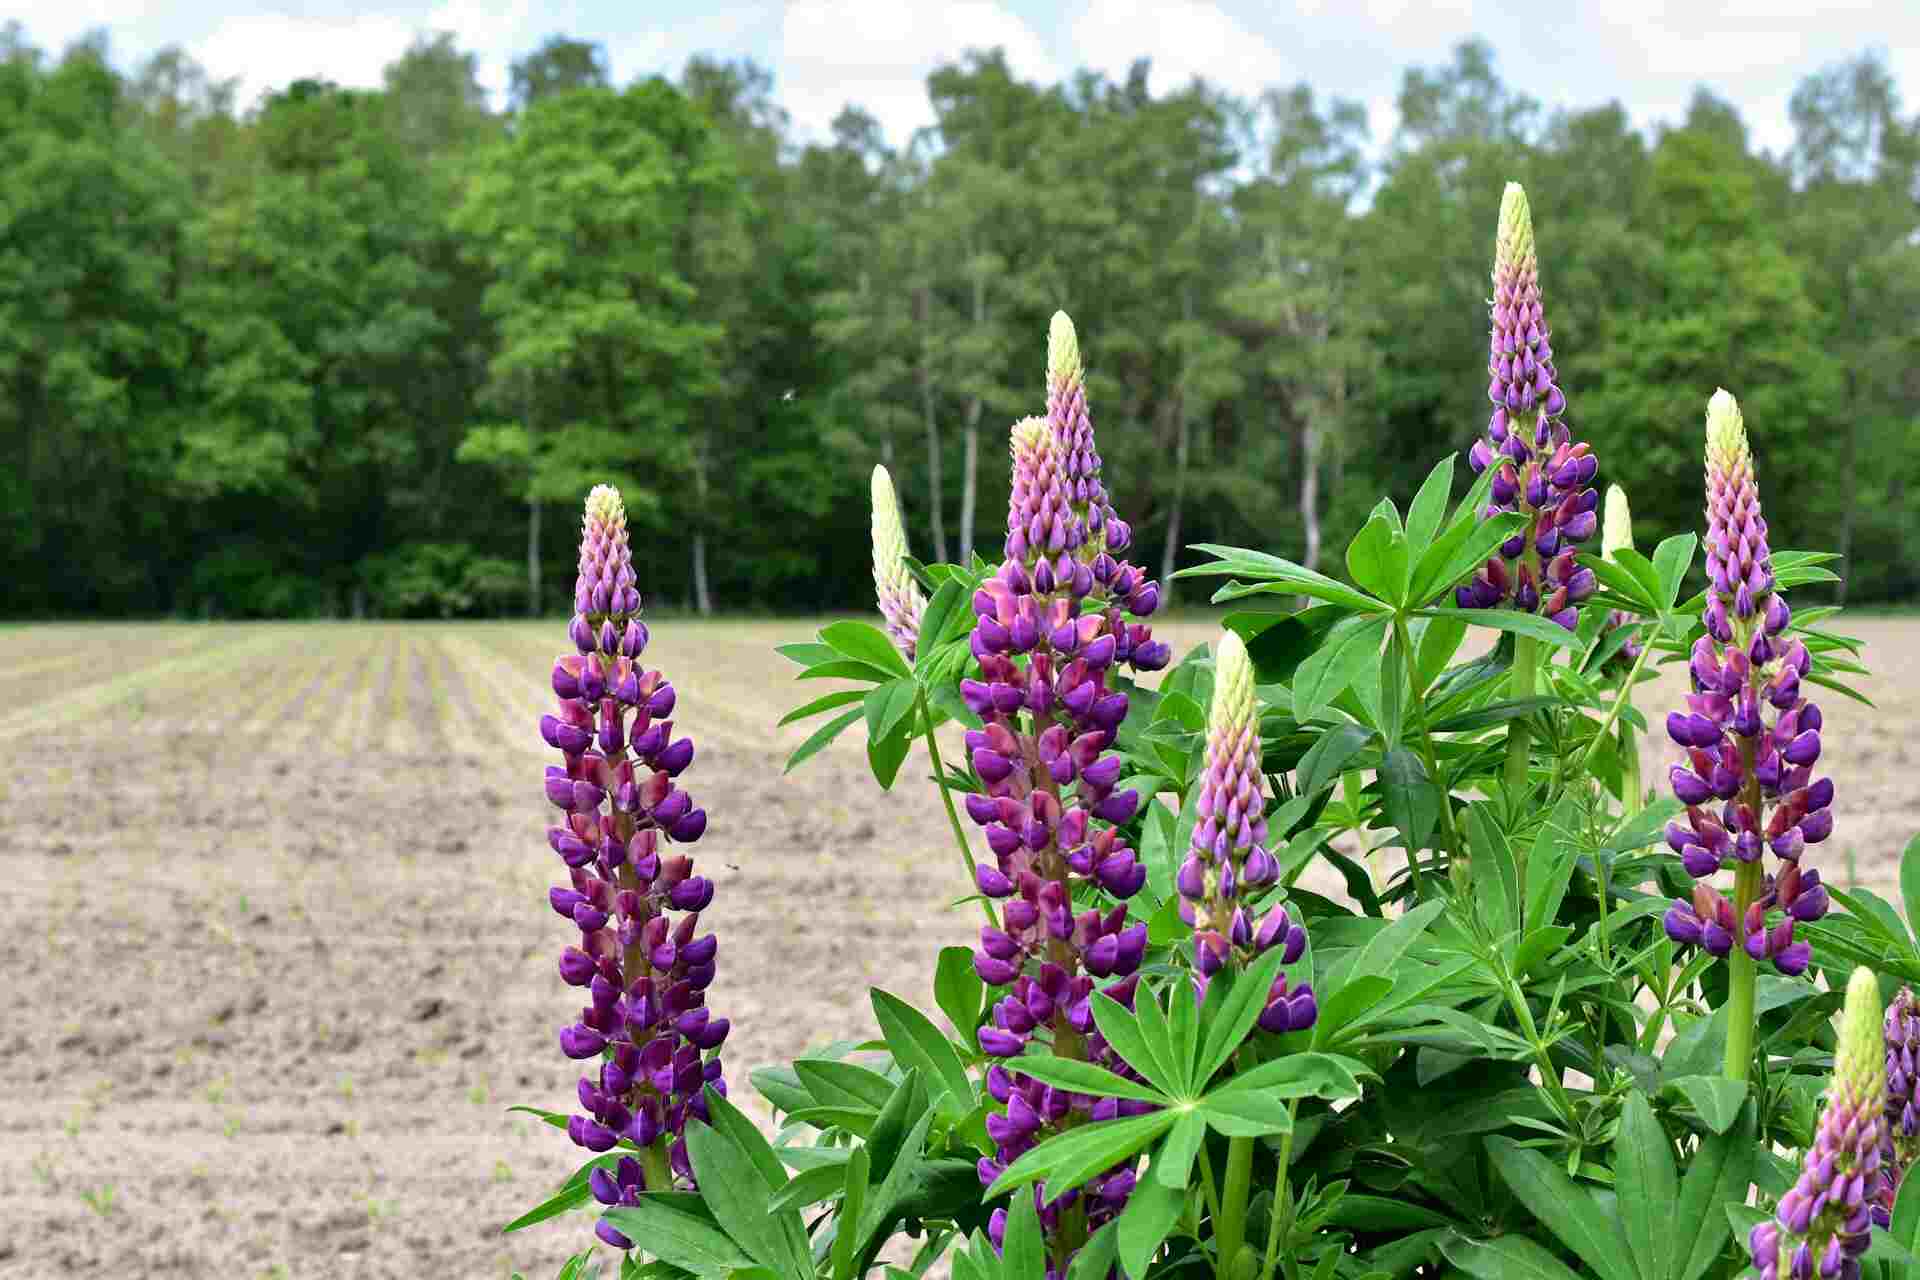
left=504, top=184, right=1920, bottom=1280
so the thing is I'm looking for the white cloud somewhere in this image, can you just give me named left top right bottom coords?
left=778, top=0, right=1059, bottom=144
left=191, top=12, right=417, bottom=109
left=1068, top=0, right=1297, bottom=100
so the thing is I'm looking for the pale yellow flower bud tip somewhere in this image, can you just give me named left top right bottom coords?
left=1705, top=388, right=1749, bottom=469
left=871, top=464, right=896, bottom=510
left=1602, top=486, right=1634, bottom=561
left=1047, top=311, right=1081, bottom=389
left=585, top=484, right=624, bottom=525
left=1840, top=966, right=1884, bottom=1069
left=1010, top=415, right=1052, bottom=458
left=1209, top=629, right=1256, bottom=739
left=1496, top=182, right=1534, bottom=267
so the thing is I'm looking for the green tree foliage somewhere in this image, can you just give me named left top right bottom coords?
left=2, top=27, right=1916, bottom=617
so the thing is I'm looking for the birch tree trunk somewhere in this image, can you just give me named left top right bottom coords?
left=958, top=265, right=987, bottom=565
left=524, top=377, right=542, bottom=616
left=915, top=285, right=948, bottom=562
left=691, top=440, right=713, bottom=615
left=1160, top=288, right=1197, bottom=599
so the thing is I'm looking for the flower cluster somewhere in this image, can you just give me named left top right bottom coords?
left=1460, top=182, right=1599, bottom=629
left=1177, top=629, right=1315, bottom=1031
left=965, top=314, right=1167, bottom=1280
left=1751, top=967, right=1886, bottom=1280
left=540, top=486, right=728, bottom=1252
left=1661, top=392, right=1832, bottom=975
left=1880, top=987, right=1920, bottom=1225
left=871, top=464, right=926, bottom=661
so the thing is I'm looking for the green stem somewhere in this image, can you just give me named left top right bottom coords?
left=1257, top=1106, right=1302, bottom=1280
left=1395, top=615, right=1458, bottom=898
left=1196, top=1140, right=1225, bottom=1233
left=1215, top=1136, right=1255, bottom=1280
left=1723, top=856, right=1763, bottom=1084
left=1576, top=635, right=1655, bottom=774
left=638, top=1139, right=673, bottom=1192
left=918, top=688, right=997, bottom=927
left=1504, top=634, right=1540, bottom=798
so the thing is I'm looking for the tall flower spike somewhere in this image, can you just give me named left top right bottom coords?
left=1458, top=183, right=1598, bottom=630
left=543, top=486, right=727, bottom=1255
left=1661, top=391, right=1830, bottom=975
left=1880, top=987, right=1920, bottom=1226
left=968, top=317, right=1168, bottom=1280
left=1179, top=630, right=1315, bottom=1032
left=1043, top=311, right=1168, bottom=672
left=870, top=465, right=926, bottom=661
left=1751, top=967, right=1886, bottom=1280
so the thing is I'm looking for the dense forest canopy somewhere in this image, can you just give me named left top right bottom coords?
left=2, top=25, right=1916, bottom=618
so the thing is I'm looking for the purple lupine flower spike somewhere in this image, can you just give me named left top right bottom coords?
left=1458, top=183, right=1598, bottom=631
left=1181, top=630, right=1314, bottom=1033
left=1877, top=987, right=1920, bottom=1226
left=969, top=316, right=1164, bottom=1279
left=871, top=465, right=926, bottom=661
left=1661, top=392, right=1831, bottom=975
left=1751, top=968, right=1886, bottom=1280
left=541, top=486, right=729, bottom=1252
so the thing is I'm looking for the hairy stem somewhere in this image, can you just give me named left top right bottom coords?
left=1504, top=634, right=1540, bottom=798
left=1396, top=616, right=1458, bottom=897
left=1257, top=1106, right=1302, bottom=1280
left=1215, top=1136, right=1255, bottom=1280
left=1576, top=634, right=1655, bottom=774
left=918, top=687, right=996, bottom=927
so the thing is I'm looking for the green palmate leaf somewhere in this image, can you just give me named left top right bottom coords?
left=820, top=620, right=913, bottom=677
left=600, top=1201, right=755, bottom=1278
left=1439, top=1234, right=1586, bottom=1280
left=1426, top=695, right=1563, bottom=734
left=502, top=1172, right=599, bottom=1233
left=1524, top=793, right=1584, bottom=931
left=1405, top=455, right=1455, bottom=557
left=798, top=658, right=899, bottom=684
left=1115, top=1179, right=1181, bottom=1280
left=830, top=1146, right=870, bottom=1280
left=794, top=1058, right=895, bottom=1111
left=1002, top=1183, right=1047, bottom=1280
left=1008, top=1055, right=1168, bottom=1105
left=1200, top=1088, right=1294, bottom=1137
left=1293, top=613, right=1390, bottom=724
left=1178, top=543, right=1389, bottom=614
left=779, top=687, right=869, bottom=726
left=750, top=1066, right=814, bottom=1115
left=872, top=989, right=974, bottom=1112
left=935, top=946, right=984, bottom=1036
left=1327, top=1197, right=1457, bottom=1231
left=1215, top=1053, right=1368, bottom=1101
left=1469, top=803, right=1521, bottom=937
left=1347, top=513, right=1411, bottom=607
left=767, top=1162, right=850, bottom=1214
left=1409, top=508, right=1525, bottom=606
left=785, top=706, right=864, bottom=773
left=555, top=1251, right=598, bottom=1280
left=1092, top=993, right=1180, bottom=1097
left=915, top=579, right=967, bottom=665
left=1199, top=945, right=1293, bottom=1083
left=1295, top=721, right=1372, bottom=798
left=1900, top=834, right=1920, bottom=948
left=1422, top=606, right=1582, bottom=650
left=1609, top=548, right=1666, bottom=612
left=683, top=1121, right=803, bottom=1274
left=987, top=1111, right=1176, bottom=1200
left=1889, top=1170, right=1920, bottom=1273
left=868, top=729, right=912, bottom=790
left=1312, top=975, right=1395, bottom=1047
left=865, top=678, right=920, bottom=743
left=1614, top=1092, right=1679, bottom=1280
left=777, top=642, right=838, bottom=667
left=1152, top=1110, right=1206, bottom=1189
left=1378, top=746, right=1439, bottom=854
left=1485, top=1138, right=1636, bottom=1280
left=1071, top=1222, right=1122, bottom=1280
left=1666, top=1076, right=1746, bottom=1135
left=1675, top=1109, right=1754, bottom=1280
left=1650, top=533, right=1697, bottom=613
left=1415, top=613, right=1470, bottom=691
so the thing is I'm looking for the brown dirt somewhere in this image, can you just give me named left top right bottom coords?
left=1, top=616, right=1913, bottom=1277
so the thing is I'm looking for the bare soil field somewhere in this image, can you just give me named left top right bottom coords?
left=1, top=616, right=1915, bottom=1278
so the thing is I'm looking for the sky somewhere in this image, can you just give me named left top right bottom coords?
left=12, top=0, right=1916, bottom=156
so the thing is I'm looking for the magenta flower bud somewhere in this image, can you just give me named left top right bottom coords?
left=560, top=1025, right=606, bottom=1059
left=977, top=1027, right=1025, bottom=1057
left=1670, top=767, right=1712, bottom=806
left=656, top=738, right=694, bottom=776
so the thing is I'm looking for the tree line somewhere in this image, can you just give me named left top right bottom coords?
left=3, top=26, right=1916, bottom=618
